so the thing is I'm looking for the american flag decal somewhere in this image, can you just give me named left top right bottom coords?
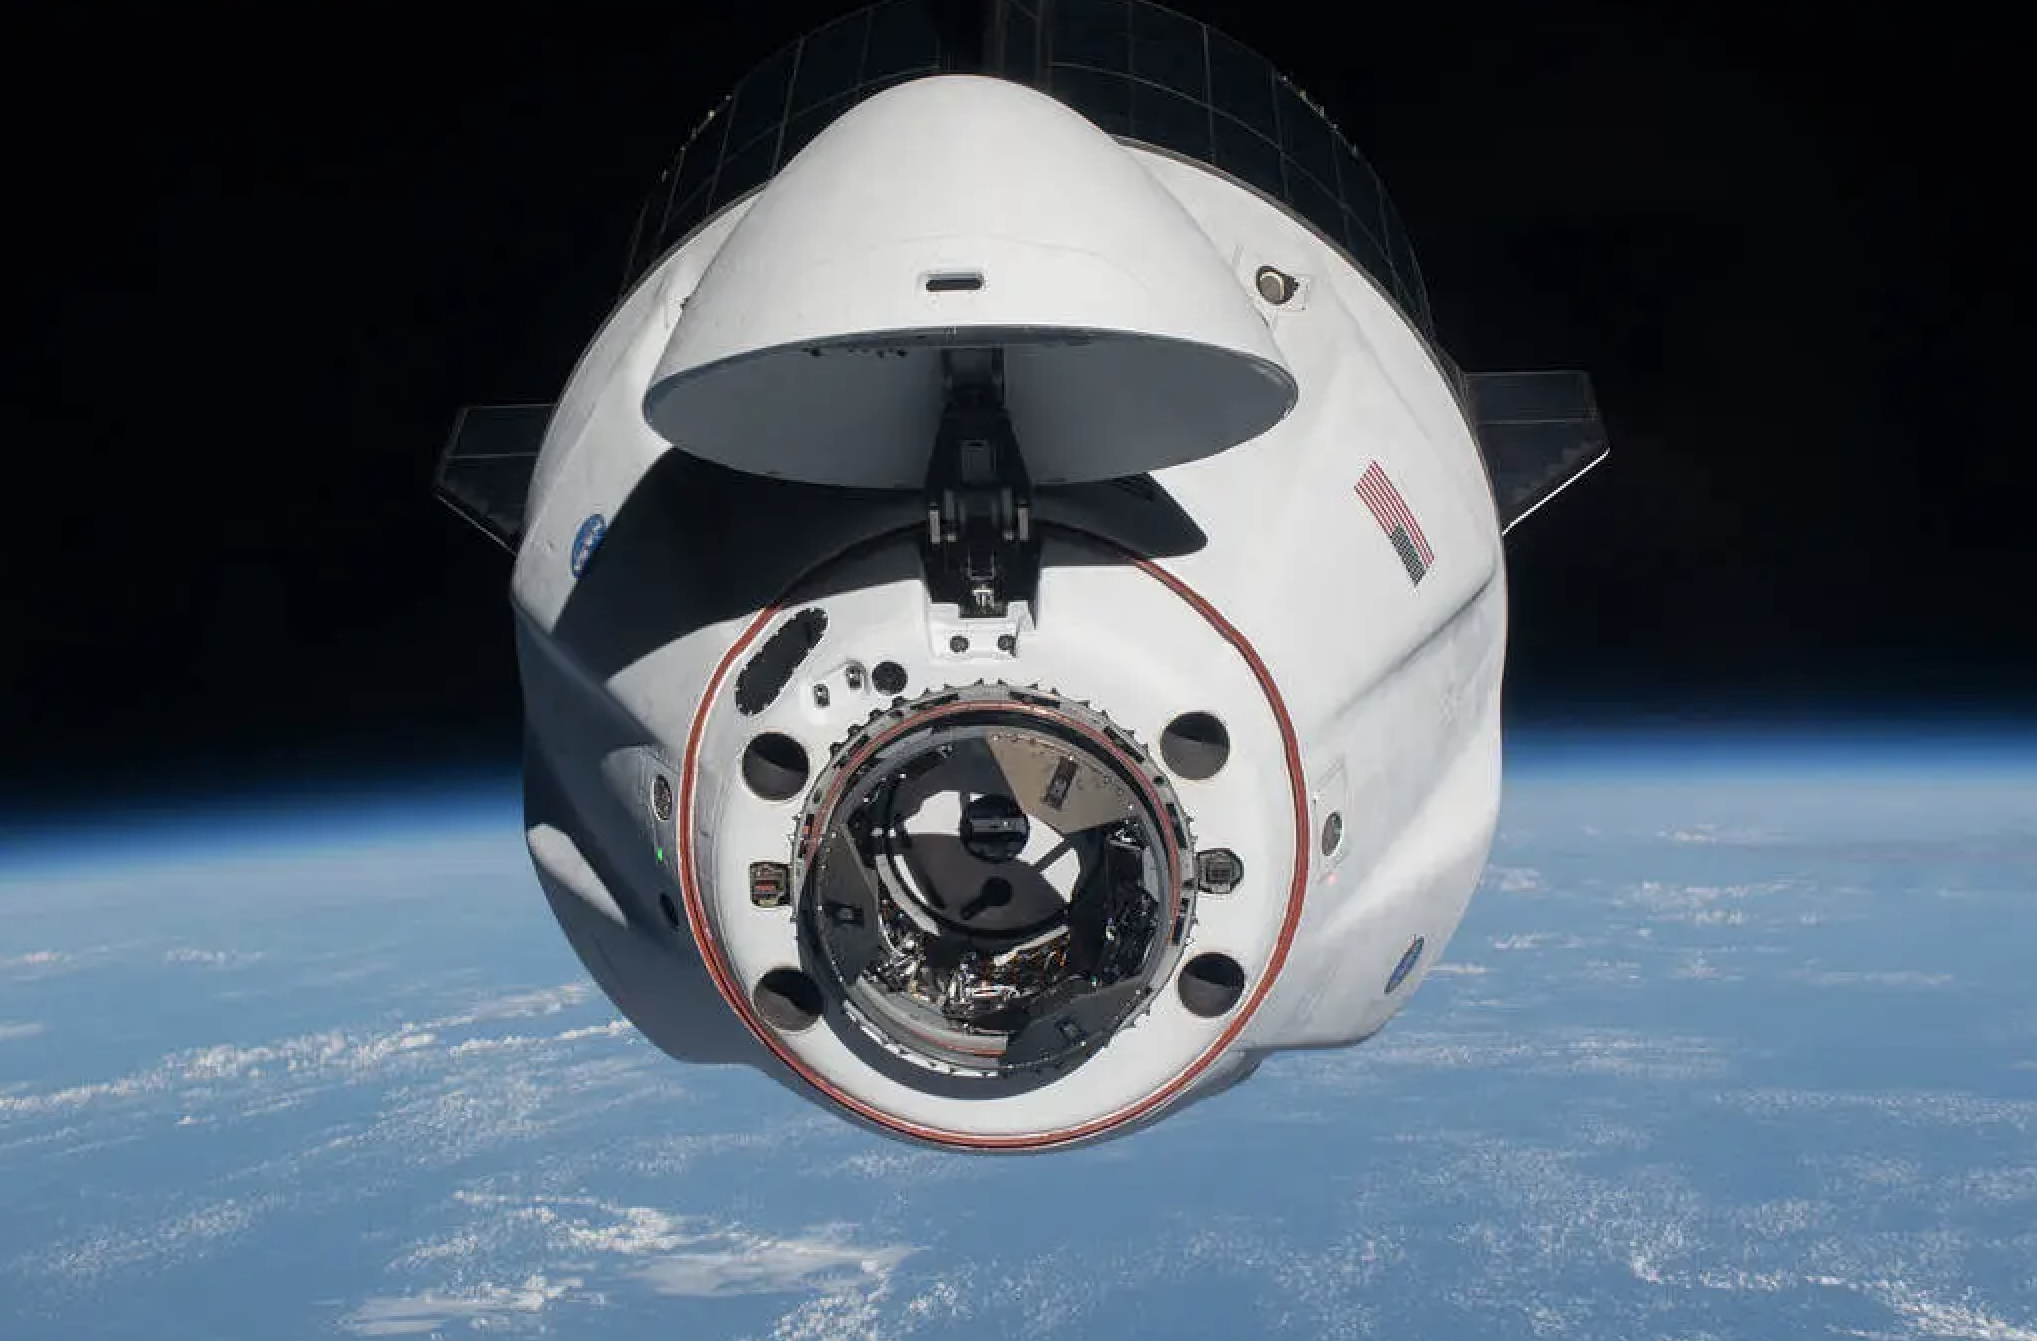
left=1356, top=461, right=1435, bottom=586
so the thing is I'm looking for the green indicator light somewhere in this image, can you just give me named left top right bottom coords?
left=656, top=845, right=665, bottom=862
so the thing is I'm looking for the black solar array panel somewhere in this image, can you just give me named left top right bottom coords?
left=1464, top=371, right=1610, bottom=533
left=433, top=404, right=553, bottom=551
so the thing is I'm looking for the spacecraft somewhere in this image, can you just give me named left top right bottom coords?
left=435, top=0, right=1607, bottom=1151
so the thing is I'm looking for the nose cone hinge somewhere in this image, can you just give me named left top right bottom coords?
left=922, top=349, right=1039, bottom=620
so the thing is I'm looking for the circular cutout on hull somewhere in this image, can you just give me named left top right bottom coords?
left=1178, top=953, right=1247, bottom=1018
left=742, top=733, right=810, bottom=802
left=753, top=968, right=825, bottom=1032
left=1160, top=711, right=1231, bottom=781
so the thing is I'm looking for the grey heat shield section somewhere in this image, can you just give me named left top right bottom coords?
left=433, top=403, right=553, bottom=551
left=1464, top=370, right=1611, bottom=534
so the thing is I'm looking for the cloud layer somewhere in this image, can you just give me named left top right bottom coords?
left=4, top=776, right=2033, bottom=1339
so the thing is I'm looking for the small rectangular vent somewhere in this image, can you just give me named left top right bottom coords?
left=924, top=271, right=984, bottom=293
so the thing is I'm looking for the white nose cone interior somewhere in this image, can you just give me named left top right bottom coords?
left=643, top=75, right=1299, bottom=488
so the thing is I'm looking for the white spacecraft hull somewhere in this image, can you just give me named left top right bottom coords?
left=436, top=9, right=1605, bottom=1153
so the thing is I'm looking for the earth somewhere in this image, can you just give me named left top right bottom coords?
left=4, top=737, right=2033, bottom=1340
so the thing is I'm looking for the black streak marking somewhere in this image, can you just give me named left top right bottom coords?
left=735, top=608, right=827, bottom=716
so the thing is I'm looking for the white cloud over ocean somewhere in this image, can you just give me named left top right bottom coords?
left=353, top=1196, right=918, bottom=1340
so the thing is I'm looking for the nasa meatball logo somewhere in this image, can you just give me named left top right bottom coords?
left=1385, top=936, right=1425, bottom=994
left=569, top=514, right=608, bottom=578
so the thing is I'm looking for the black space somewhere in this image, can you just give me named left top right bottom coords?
left=5, top=1, right=2022, bottom=819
